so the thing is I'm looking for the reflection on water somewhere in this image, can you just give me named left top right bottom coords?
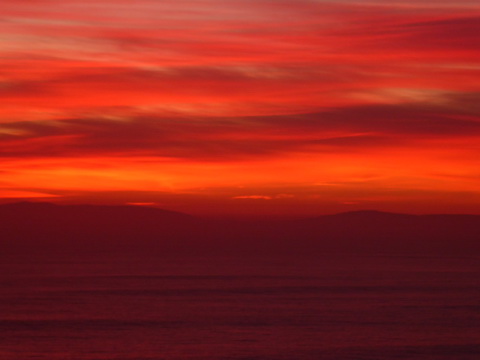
left=1, top=254, right=479, bottom=360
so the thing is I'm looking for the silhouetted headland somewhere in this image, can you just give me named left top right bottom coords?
left=1, top=202, right=479, bottom=257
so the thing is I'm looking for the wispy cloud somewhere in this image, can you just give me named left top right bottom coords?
left=1, top=0, right=479, bottom=214
left=1, top=92, right=479, bottom=161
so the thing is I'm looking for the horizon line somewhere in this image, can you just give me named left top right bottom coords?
left=1, top=200, right=479, bottom=219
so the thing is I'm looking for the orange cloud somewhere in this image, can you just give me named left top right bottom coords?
left=233, top=196, right=273, bottom=200
left=0, top=0, right=479, bottom=215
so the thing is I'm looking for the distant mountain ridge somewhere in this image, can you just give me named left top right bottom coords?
left=1, top=202, right=479, bottom=257
left=0, top=201, right=192, bottom=219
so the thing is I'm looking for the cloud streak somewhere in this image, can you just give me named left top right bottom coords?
left=1, top=93, right=479, bottom=161
left=0, top=0, right=479, bottom=214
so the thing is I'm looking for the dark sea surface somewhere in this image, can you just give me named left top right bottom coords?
left=1, top=254, right=479, bottom=360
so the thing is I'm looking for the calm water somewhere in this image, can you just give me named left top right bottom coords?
left=1, top=254, right=479, bottom=360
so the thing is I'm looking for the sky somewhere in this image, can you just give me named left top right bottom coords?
left=0, top=0, right=479, bottom=217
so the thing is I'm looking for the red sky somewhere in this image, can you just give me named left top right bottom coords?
left=0, top=0, right=479, bottom=216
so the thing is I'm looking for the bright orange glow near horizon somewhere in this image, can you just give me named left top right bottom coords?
left=1, top=0, right=479, bottom=216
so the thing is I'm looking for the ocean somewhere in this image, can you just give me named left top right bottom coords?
left=1, top=254, right=479, bottom=359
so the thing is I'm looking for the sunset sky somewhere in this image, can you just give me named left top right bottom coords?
left=1, top=0, right=479, bottom=216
